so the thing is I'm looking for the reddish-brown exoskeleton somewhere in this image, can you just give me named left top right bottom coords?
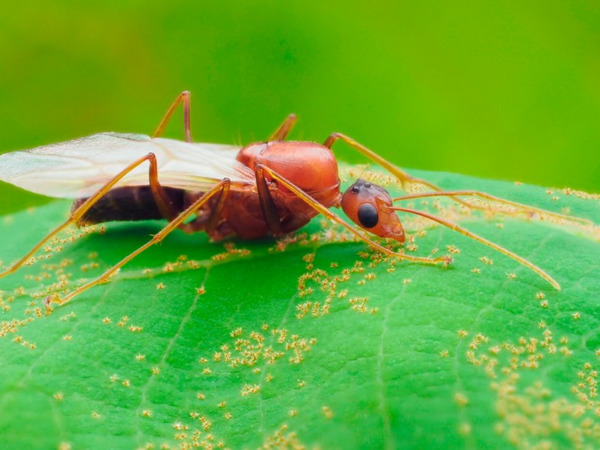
left=0, top=91, right=586, bottom=304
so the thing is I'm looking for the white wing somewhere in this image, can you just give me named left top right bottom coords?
left=0, top=133, right=255, bottom=198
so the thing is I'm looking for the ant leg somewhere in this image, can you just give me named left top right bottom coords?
left=325, top=132, right=590, bottom=226
left=269, top=114, right=297, bottom=141
left=255, top=164, right=451, bottom=266
left=50, top=179, right=232, bottom=306
left=324, top=132, right=442, bottom=192
left=204, top=182, right=231, bottom=235
left=393, top=190, right=592, bottom=226
left=153, top=91, right=193, bottom=142
left=0, top=153, right=177, bottom=280
left=390, top=205, right=560, bottom=290
left=255, top=165, right=283, bottom=235
left=179, top=178, right=232, bottom=235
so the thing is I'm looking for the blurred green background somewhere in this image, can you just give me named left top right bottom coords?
left=1, top=0, right=599, bottom=214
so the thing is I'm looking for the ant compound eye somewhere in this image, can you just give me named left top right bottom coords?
left=357, top=203, right=379, bottom=228
left=364, top=182, right=371, bottom=188
left=351, top=185, right=360, bottom=194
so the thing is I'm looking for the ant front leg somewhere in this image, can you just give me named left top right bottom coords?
left=390, top=205, right=561, bottom=290
left=254, top=164, right=451, bottom=266
left=0, top=153, right=177, bottom=280
left=325, top=133, right=591, bottom=227
left=153, top=91, right=193, bottom=142
left=324, top=132, right=444, bottom=192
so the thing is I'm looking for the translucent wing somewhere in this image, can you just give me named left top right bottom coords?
left=0, top=132, right=255, bottom=198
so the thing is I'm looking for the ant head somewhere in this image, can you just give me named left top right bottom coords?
left=341, top=179, right=405, bottom=243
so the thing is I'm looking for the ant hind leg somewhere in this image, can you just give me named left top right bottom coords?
left=0, top=153, right=177, bottom=281
left=50, top=179, right=232, bottom=306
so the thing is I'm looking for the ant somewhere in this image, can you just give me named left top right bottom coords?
left=0, top=91, right=586, bottom=305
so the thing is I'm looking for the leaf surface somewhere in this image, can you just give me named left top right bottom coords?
left=0, top=168, right=599, bottom=449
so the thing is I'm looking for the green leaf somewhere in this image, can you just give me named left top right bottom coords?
left=0, top=168, right=599, bottom=449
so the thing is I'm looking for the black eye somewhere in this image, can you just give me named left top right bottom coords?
left=357, top=203, right=379, bottom=228
left=351, top=185, right=360, bottom=194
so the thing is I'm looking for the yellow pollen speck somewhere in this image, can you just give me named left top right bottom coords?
left=151, top=367, right=160, bottom=375
left=536, top=292, right=546, bottom=300
left=142, top=410, right=152, bottom=417
left=440, top=350, right=449, bottom=358
left=102, top=317, right=111, bottom=324
left=572, top=312, right=580, bottom=320
left=240, top=384, right=261, bottom=396
left=560, top=347, right=572, bottom=357
left=454, top=393, right=468, bottom=406
left=322, top=406, right=334, bottom=419
left=123, top=380, right=130, bottom=387
left=458, top=330, right=469, bottom=338
left=91, top=412, right=100, bottom=419
left=230, top=327, right=243, bottom=337
left=54, top=392, right=64, bottom=401
left=446, top=245, right=461, bottom=254
left=135, top=354, right=146, bottom=361
left=195, top=286, right=206, bottom=295
left=458, top=422, right=472, bottom=436
left=156, top=282, right=166, bottom=290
